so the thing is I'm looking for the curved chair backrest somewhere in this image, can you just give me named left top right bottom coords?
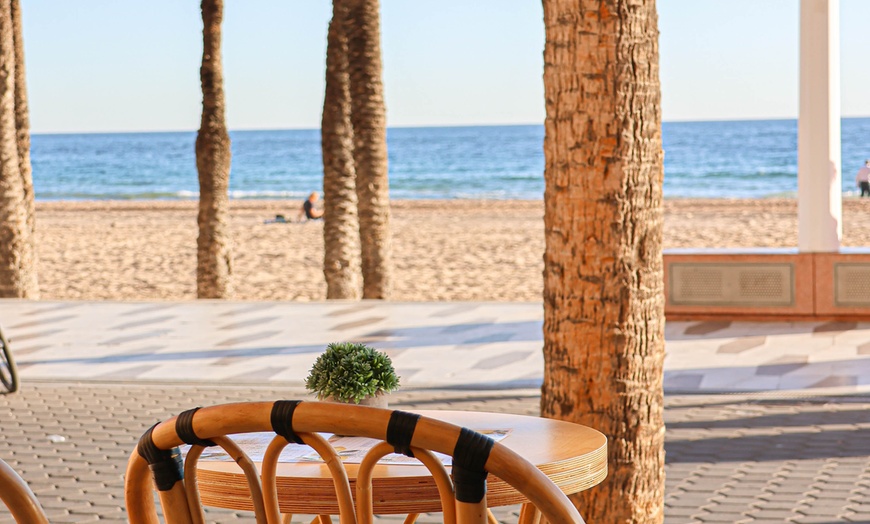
left=0, top=458, right=49, bottom=524
left=125, top=400, right=585, bottom=524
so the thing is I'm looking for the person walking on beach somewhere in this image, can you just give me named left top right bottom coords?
left=297, top=191, right=324, bottom=221
left=857, top=160, right=870, bottom=197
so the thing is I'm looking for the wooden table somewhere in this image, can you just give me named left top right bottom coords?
left=195, top=410, right=607, bottom=516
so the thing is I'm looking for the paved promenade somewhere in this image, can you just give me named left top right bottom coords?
left=2, top=300, right=870, bottom=394
left=1, top=300, right=869, bottom=523
left=1, top=384, right=868, bottom=523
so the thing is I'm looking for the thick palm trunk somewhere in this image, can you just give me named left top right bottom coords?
left=345, top=0, right=391, bottom=299
left=540, top=1, right=665, bottom=522
left=0, top=0, right=36, bottom=298
left=195, top=0, right=232, bottom=298
left=322, top=1, right=362, bottom=299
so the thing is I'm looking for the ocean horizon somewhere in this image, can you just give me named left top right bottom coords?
left=29, top=118, right=870, bottom=201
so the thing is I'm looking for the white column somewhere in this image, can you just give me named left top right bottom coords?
left=798, top=0, right=841, bottom=252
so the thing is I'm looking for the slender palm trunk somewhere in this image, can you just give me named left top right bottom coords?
left=345, top=0, right=391, bottom=299
left=195, top=0, right=232, bottom=298
left=10, top=0, right=36, bottom=293
left=322, top=1, right=362, bottom=299
left=540, top=1, right=666, bottom=522
left=0, top=0, right=36, bottom=298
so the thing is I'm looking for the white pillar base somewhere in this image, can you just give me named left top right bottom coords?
left=797, top=0, right=841, bottom=253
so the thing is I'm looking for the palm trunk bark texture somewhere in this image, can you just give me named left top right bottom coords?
left=345, top=0, right=392, bottom=299
left=322, top=1, right=362, bottom=299
left=0, top=0, right=36, bottom=298
left=195, top=0, right=233, bottom=299
left=10, top=0, right=36, bottom=294
left=541, top=1, right=666, bottom=522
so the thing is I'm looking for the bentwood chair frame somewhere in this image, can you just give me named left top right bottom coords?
left=0, top=324, right=19, bottom=393
left=0, top=457, right=49, bottom=523
left=125, top=400, right=585, bottom=524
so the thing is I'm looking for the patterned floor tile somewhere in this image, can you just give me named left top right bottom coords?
left=2, top=300, right=870, bottom=394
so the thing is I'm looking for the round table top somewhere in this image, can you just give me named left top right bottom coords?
left=196, top=410, right=607, bottom=515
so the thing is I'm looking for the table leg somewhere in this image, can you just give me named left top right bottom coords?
left=518, top=503, right=541, bottom=524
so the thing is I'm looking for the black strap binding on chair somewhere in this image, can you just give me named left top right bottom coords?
left=176, top=407, right=216, bottom=447
left=137, top=424, right=184, bottom=492
left=270, top=400, right=306, bottom=445
left=451, top=427, right=495, bottom=503
left=386, top=410, right=421, bottom=457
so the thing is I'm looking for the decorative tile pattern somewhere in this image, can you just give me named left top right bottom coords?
left=473, top=351, right=532, bottom=370
left=812, top=321, right=859, bottom=335
left=215, top=330, right=283, bottom=348
left=685, top=321, right=732, bottom=335
left=325, top=304, right=376, bottom=317
left=717, top=336, right=767, bottom=354
left=664, top=373, right=704, bottom=390
left=756, top=355, right=809, bottom=376
left=218, top=316, right=281, bottom=330
left=9, top=314, right=77, bottom=329
left=218, top=303, right=277, bottom=317
left=331, top=316, right=387, bottom=331
left=809, top=375, right=859, bottom=388
left=111, top=315, right=176, bottom=331
left=430, top=304, right=480, bottom=317
left=1, top=300, right=870, bottom=394
left=9, top=329, right=65, bottom=342
left=98, top=330, right=173, bottom=346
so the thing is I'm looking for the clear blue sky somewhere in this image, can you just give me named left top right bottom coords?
left=21, top=0, right=870, bottom=133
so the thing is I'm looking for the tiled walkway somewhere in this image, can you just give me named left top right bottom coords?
left=1, top=300, right=870, bottom=394
left=1, top=300, right=869, bottom=523
left=1, top=383, right=869, bottom=523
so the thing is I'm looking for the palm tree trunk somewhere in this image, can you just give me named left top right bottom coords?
left=540, top=1, right=666, bottom=522
left=345, top=0, right=391, bottom=299
left=322, top=1, right=362, bottom=299
left=10, top=0, right=36, bottom=293
left=195, top=0, right=233, bottom=299
left=0, top=0, right=36, bottom=298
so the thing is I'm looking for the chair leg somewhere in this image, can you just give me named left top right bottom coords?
left=281, top=514, right=293, bottom=524
left=518, top=504, right=541, bottom=524
left=486, top=508, right=499, bottom=524
left=455, top=500, right=488, bottom=524
left=313, top=516, right=333, bottom=524
left=403, top=514, right=420, bottom=524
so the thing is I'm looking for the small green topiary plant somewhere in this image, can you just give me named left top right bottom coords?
left=305, top=343, right=400, bottom=404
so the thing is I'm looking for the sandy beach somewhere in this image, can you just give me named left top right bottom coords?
left=32, top=198, right=870, bottom=302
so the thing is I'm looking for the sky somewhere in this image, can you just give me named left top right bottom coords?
left=21, top=0, right=870, bottom=134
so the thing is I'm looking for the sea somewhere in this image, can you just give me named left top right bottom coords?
left=29, top=118, right=870, bottom=201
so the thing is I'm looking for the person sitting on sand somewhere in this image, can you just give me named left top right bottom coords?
left=297, top=192, right=324, bottom=221
left=857, top=160, right=870, bottom=198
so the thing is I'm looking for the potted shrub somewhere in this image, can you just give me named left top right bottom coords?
left=305, top=342, right=400, bottom=407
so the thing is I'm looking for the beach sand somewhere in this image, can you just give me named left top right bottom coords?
left=34, top=198, right=870, bottom=302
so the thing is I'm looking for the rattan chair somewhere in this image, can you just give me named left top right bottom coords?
left=0, top=457, right=49, bottom=524
left=125, top=400, right=585, bottom=524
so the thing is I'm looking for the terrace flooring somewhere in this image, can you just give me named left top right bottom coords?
left=1, top=300, right=869, bottom=523
left=1, top=300, right=869, bottom=394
